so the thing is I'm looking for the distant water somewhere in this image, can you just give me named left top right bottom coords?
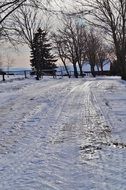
left=1, top=67, right=31, bottom=75
left=2, top=67, right=31, bottom=72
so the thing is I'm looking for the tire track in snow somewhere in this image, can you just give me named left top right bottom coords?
left=0, top=79, right=125, bottom=190
left=0, top=79, right=74, bottom=155
left=0, top=79, right=84, bottom=190
left=47, top=79, right=125, bottom=190
left=88, top=80, right=126, bottom=190
left=40, top=80, right=109, bottom=189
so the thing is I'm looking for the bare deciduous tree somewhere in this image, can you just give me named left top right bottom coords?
left=54, top=16, right=88, bottom=77
left=52, top=33, right=71, bottom=77
left=79, top=0, right=126, bottom=79
left=62, top=17, right=87, bottom=76
left=97, top=44, right=112, bottom=74
left=59, top=30, right=79, bottom=78
left=0, top=0, right=53, bottom=41
left=0, top=0, right=28, bottom=25
left=84, top=29, right=100, bottom=76
left=10, top=6, right=43, bottom=48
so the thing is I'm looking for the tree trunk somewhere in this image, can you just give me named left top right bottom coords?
left=100, top=62, right=104, bottom=75
left=73, top=63, right=78, bottom=78
left=121, top=63, right=126, bottom=80
left=36, top=71, right=40, bottom=80
left=115, top=42, right=126, bottom=80
left=2, top=74, right=5, bottom=81
left=96, top=63, right=100, bottom=75
left=116, top=52, right=126, bottom=80
left=91, top=64, right=96, bottom=77
left=78, top=61, right=83, bottom=77
left=62, top=60, right=71, bottom=78
left=36, top=75, right=39, bottom=80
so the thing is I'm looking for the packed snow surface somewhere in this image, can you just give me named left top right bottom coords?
left=0, top=76, right=126, bottom=190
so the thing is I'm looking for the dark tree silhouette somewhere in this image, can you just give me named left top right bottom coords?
left=79, top=0, right=126, bottom=79
left=30, top=28, right=57, bottom=80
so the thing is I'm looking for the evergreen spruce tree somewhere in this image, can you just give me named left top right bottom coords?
left=30, top=28, right=57, bottom=80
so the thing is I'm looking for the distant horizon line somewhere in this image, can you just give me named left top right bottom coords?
left=1, top=66, right=31, bottom=71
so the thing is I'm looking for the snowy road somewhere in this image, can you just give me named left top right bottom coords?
left=0, top=77, right=126, bottom=190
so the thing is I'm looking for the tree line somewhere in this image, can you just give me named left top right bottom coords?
left=0, top=0, right=126, bottom=80
left=52, top=16, right=112, bottom=78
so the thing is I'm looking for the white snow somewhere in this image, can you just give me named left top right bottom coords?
left=0, top=76, right=126, bottom=190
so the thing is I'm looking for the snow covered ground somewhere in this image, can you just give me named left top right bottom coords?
left=0, top=76, right=126, bottom=190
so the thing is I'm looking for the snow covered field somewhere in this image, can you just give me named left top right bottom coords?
left=0, top=76, right=126, bottom=190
